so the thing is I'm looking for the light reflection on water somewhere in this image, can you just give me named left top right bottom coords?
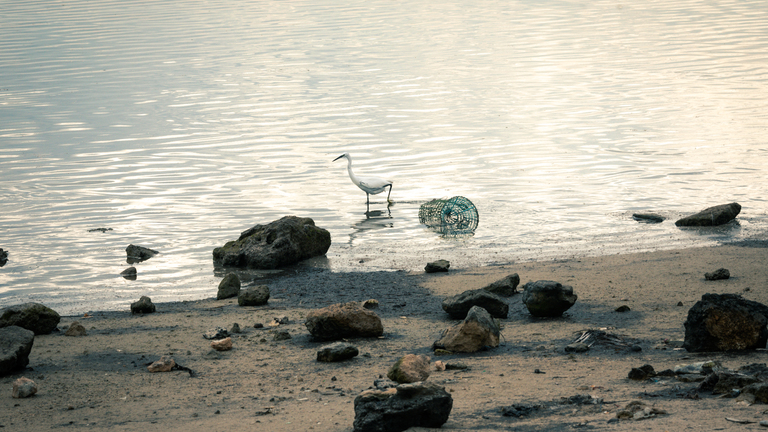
left=1, top=0, right=767, bottom=314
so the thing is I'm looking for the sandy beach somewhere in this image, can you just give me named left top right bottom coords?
left=3, top=243, right=768, bottom=431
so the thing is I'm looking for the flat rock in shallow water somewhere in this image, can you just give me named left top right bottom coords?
left=675, top=202, right=741, bottom=227
left=632, top=213, right=665, bottom=223
left=212, top=216, right=331, bottom=269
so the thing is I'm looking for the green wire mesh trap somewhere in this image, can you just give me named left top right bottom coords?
left=418, top=196, right=479, bottom=236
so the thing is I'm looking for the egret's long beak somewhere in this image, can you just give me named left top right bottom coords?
left=333, top=154, right=345, bottom=162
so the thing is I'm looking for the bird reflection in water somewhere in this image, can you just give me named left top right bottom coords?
left=347, top=208, right=393, bottom=245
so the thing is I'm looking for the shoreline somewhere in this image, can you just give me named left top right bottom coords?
left=3, top=243, right=768, bottom=431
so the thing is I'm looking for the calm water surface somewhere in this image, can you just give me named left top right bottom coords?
left=2, top=0, right=767, bottom=314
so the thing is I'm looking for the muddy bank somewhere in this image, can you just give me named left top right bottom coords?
left=2, top=244, right=768, bottom=431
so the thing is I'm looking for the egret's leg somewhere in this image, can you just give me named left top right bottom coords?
left=366, top=193, right=370, bottom=205
left=386, top=185, right=392, bottom=204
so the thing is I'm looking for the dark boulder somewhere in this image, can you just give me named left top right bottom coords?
left=120, top=266, right=137, bottom=280
left=353, top=382, right=453, bottom=432
left=130, top=296, right=156, bottom=314
left=425, top=259, right=450, bottom=273
left=0, top=303, right=61, bottom=335
left=217, top=273, right=241, bottom=300
left=705, top=268, right=730, bottom=281
left=442, top=289, right=508, bottom=319
left=684, top=293, right=768, bottom=352
left=317, top=342, right=359, bottom=362
left=675, top=202, right=741, bottom=227
left=305, top=302, right=383, bottom=341
left=238, top=285, right=270, bottom=306
left=522, top=280, right=577, bottom=317
left=212, top=216, right=331, bottom=269
left=482, top=273, right=520, bottom=296
left=0, top=248, right=8, bottom=266
left=0, top=326, right=35, bottom=376
left=632, top=213, right=665, bottom=223
left=126, top=244, right=158, bottom=264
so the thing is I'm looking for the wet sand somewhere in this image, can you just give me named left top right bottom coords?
left=2, top=243, right=768, bottom=431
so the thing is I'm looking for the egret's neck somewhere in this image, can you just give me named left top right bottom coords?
left=345, top=157, right=360, bottom=183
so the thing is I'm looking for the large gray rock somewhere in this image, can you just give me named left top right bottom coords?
left=353, top=382, right=453, bottom=432
left=675, top=202, right=741, bottom=227
left=684, top=293, right=768, bottom=352
left=217, top=273, right=241, bottom=300
left=0, top=326, right=35, bottom=376
left=305, top=302, right=383, bottom=341
left=482, top=273, right=520, bottom=297
left=238, top=285, right=270, bottom=306
left=442, top=289, right=508, bottom=319
left=212, top=216, right=331, bottom=269
left=433, top=306, right=500, bottom=353
left=522, top=280, right=577, bottom=317
left=0, top=303, right=61, bottom=335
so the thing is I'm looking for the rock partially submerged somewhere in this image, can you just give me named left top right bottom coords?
left=353, top=382, right=452, bottom=432
left=522, top=280, right=577, bottom=317
left=126, top=244, right=158, bottom=264
left=212, top=216, right=331, bottom=269
left=0, top=302, right=61, bottom=335
left=305, top=302, right=383, bottom=341
left=675, top=202, right=741, bottom=227
left=442, top=289, right=508, bottom=319
left=0, top=326, right=35, bottom=376
left=434, top=306, right=500, bottom=353
left=632, top=213, right=665, bottom=223
left=684, top=293, right=768, bottom=352
left=120, top=266, right=137, bottom=280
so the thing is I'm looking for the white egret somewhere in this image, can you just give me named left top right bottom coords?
left=333, top=152, right=393, bottom=205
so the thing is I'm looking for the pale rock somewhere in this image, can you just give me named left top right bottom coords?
left=211, top=337, right=233, bottom=351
